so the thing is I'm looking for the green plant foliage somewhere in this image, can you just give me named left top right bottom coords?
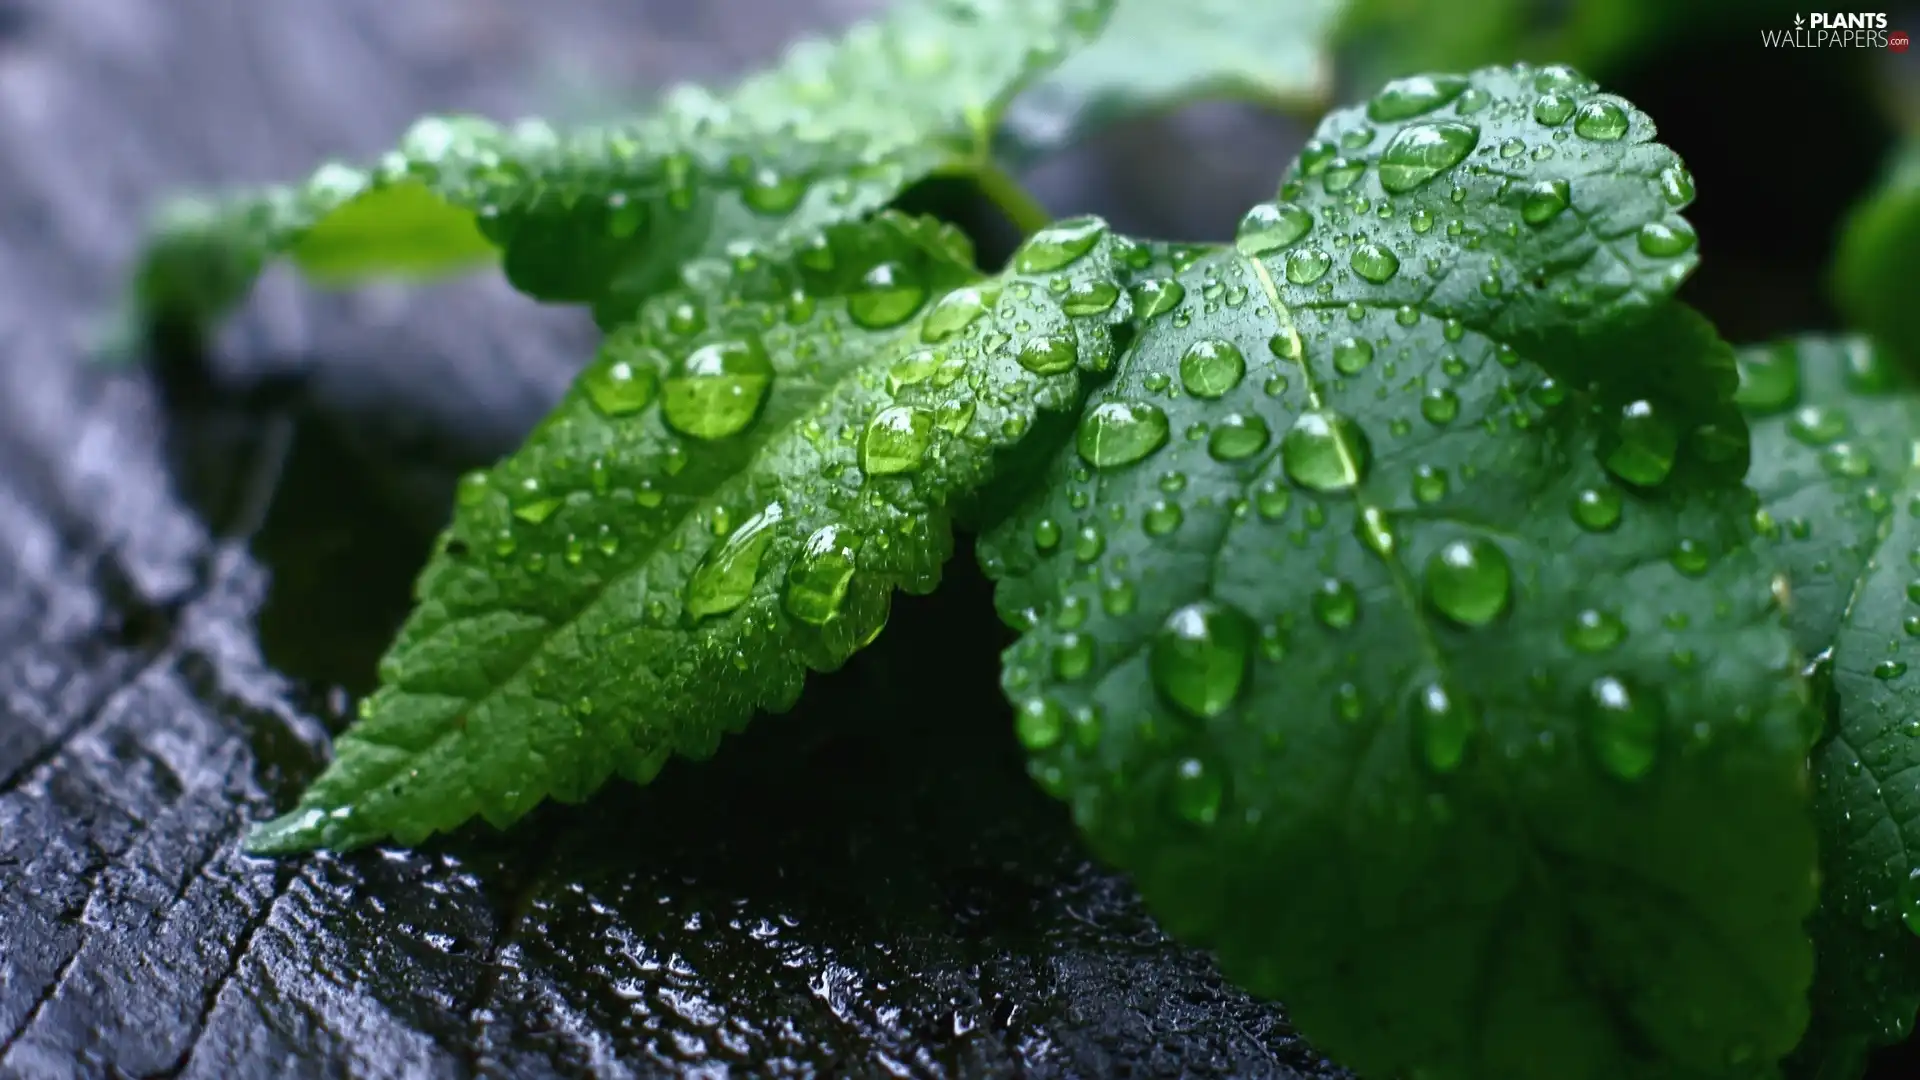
left=1833, top=142, right=1920, bottom=376
left=249, top=211, right=1138, bottom=852
left=1741, top=336, right=1920, bottom=1079
left=997, top=0, right=1347, bottom=164
left=980, top=64, right=1817, bottom=1080
left=119, top=0, right=1115, bottom=348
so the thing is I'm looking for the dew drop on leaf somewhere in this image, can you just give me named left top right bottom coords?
left=1234, top=202, right=1313, bottom=256
left=886, top=348, right=940, bottom=393
left=1875, top=660, right=1909, bottom=681
left=1421, top=387, right=1459, bottom=424
left=740, top=167, right=807, bottom=215
left=1573, top=100, right=1630, bottom=141
left=1572, top=487, right=1623, bottom=531
left=1016, top=697, right=1066, bottom=750
left=1061, top=279, right=1120, bottom=316
left=1333, top=337, right=1375, bottom=374
left=1179, top=339, right=1246, bottom=398
left=1788, top=404, right=1848, bottom=445
left=860, top=405, right=934, bottom=475
left=1170, top=757, right=1223, bottom=825
left=1585, top=675, right=1661, bottom=781
left=920, top=285, right=993, bottom=343
left=1734, top=342, right=1800, bottom=415
left=1521, top=179, right=1571, bottom=226
left=685, top=502, right=785, bottom=621
left=1322, top=158, right=1366, bottom=194
left=1077, top=400, right=1171, bottom=468
left=581, top=354, right=660, bottom=418
left=1281, top=410, right=1371, bottom=492
left=1377, top=122, right=1480, bottom=194
left=1131, top=278, right=1185, bottom=319
left=783, top=524, right=859, bottom=626
left=1411, top=681, right=1474, bottom=773
left=1312, top=578, right=1360, bottom=630
left=662, top=336, right=775, bottom=439
left=1670, top=538, right=1712, bottom=577
left=848, top=261, right=928, bottom=329
left=1285, top=248, right=1332, bottom=285
left=1424, top=538, right=1512, bottom=627
left=1149, top=600, right=1255, bottom=720
left=1533, top=92, right=1576, bottom=126
left=1017, top=333, right=1079, bottom=374
left=1142, top=499, right=1183, bottom=536
left=1367, top=73, right=1470, bottom=122
left=1636, top=220, right=1697, bottom=257
left=1603, top=399, right=1679, bottom=486
left=1566, top=608, right=1627, bottom=652
left=1350, top=243, right=1402, bottom=283
left=1013, top=215, right=1108, bottom=273
left=1207, top=413, right=1270, bottom=461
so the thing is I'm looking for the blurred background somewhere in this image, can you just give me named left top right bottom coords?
left=0, top=0, right=1916, bottom=1076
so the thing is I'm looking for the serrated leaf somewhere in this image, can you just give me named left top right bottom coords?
left=982, top=65, right=1815, bottom=1080
left=1833, top=142, right=1920, bottom=376
left=248, top=211, right=1138, bottom=853
left=121, top=0, right=1115, bottom=349
left=997, top=0, right=1346, bottom=165
left=1741, top=336, right=1920, bottom=1079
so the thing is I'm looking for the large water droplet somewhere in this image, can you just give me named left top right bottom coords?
left=686, top=502, right=785, bottom=620
left=1015, top=697, right=1065, bottom=750
left=1014, top=216, right=1108, bottom=273
left=1521, top=179, right=1570, bottom=226
left=1533, top=92, right=1576, bottom=126
left=1412, top=681, right=1473, bottom=773
left=1735, top=343, right=1800, bottom=415
left=1636, top=220, right=1697, bottom=257
left=921, top=285, right=995, bottom=342
left=1285, top=248, right=1332, bottom=285
left=1321, top=157, right=1365, bottom=193
left=848, top=262, right=928, bottom=329
left=1180, top=339, right=1246, bottom=398
left=1078, top=400, right=1170, bottom=468
left=1062, top=279, right=1120, bottom=316
left=1350, top=243, right=1401, bottom=283
left=1788, top=404, right=1848, bottom=446
left=582, top=350, right=660, bottom=417
left=1170, top=758, right=1223, bottom=825
left=1585, top=675, right=1661, bottom=780
left=861, top=405, right=934, bottom=475
left=1207, top=413, right=1271, bottom=461
left=1572, top=487, right=1623, bottom=531
left=1421, top=387, right=1459, bottom=424
left=1235, top=202, right=1313, bottom=256
left=1378, top=122, right=1480, bottom=194
left=662, top=336, right=776, bottom=439
left=1572, top=100, right=1630, bottom=141
left=1367, top=73, right=1470, bottom=122
left=1424, top=538, right=1512, bottom=627
left=1018, top=333, right=1079, bottom=375
left=1282, top=411, right=1371, bottom=492
left=1150, top=600, right=1255, bottom=720
left=784, top=524, right=860, bottom=626
left=1604, top=399, right=1679, bottom=487
left=1131, top=279, right=1185, bottom=319
left=1333, top=337, right=1375, bottom=374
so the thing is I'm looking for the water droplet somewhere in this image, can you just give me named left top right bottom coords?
left=1207, top=413, right=1270, bottom=461
left=1533, top=92, right=1576, bottom=126
left=1424, top=538, right=1511, bottom=627
left=1016, top=698, right=1066, bottom=750
left=1255, top=480, right=1291, bottom=519
left=1235, top=202, right=1313, bottom=256
left=1150, top=600, right=1255, bottom=719
left=1053, top=633, right=1095, bottom=680
left=1170, top=758, right=1223, bottom=825
left=1876, top=660, right=1909, bottom=681
left=1142, top=499, right=1184, bottom=536
left=1566, top=608, right=1626, bottom=652
left=1412, top=682, right=1473, bottom=773
left=1521, top=179, right=1570, bottom=225
left=1735, top=343, right=1799, bottom=415
left=861, top=405, right=934, bottom=475
left=1367, top=73, right=1470, bottom=122
left=1078, top=401, right=1170, bottom=468
left=1586, top=675, right=1661, bottom=780
left=1421, top=387, right=1460, bottom=425
left=1572, top=100, right=1630, bottom=141
left=1604, top=399, right=1679, bottom=486
left=1378, top=122, right=1480, bottom=193
left=1285, top=248, right=1332, bottom=285
left=1333, top=336, right=1375, bottom=374
left=1572, top=487, right=1623, bottom=531
left=848, top=262, right=928, bottom=329
left=1321, top=157, right=1365, bottom=193
left=1670, top=538, right=1711, bottom=577
left=1180, top=339, right=1246, bottom=398
left=686, top=502, right=785, bottom=620
left=582, top=351, right=660, bottom=417
left=1350, top=243, right=1401, bottom=283
left=1658, top=165, right=1696, bottom=207
left=1014, top=216, right=1108, bottom=273
left=662, top=337, right=775, bottom=439
left=1062, top=279, right=1120, bottom=316
left=1032, top=518, right=1061, bottom=552
left=1131, top=279, right=1185, bottom=319
left=1636, top=220, right=1697, bottom=257
left=921, top=285, right=994, bottom=342
left=1842, top=338, right=1898, bottom=393
left=741, top=167, right=807, bottom=215
left=1788, top=404, right=1848, bottom=446
left=784, top=524, right=860, bottom=626
left=1313, top=579, right=1360, bottom=630
left=1282, top=411, right=1372, bottom=492
left=1018, top=333, right=1079, bottom=375
left=887, top=348, right=941, bottom=393
left=1412, top=465, right=1448, bottom=503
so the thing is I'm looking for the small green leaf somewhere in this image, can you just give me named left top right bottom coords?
left=122, top=0, right=1115, bottom=349
left=247, top=211, right=1136, bottom=853
left=1833, top=142, right=1920, bottom=375
left=998, top=0, right=1346, bottom=164
left=984, top=66, right=1814, bottom=1080
left=1742, top=336, right=1920, bottom=1079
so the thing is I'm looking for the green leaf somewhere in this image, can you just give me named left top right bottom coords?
left=1741, top=336, right=1920, bottom=1079
left=121, top=0, right=1115, bottom=349
left=1833, top=141, right=1920, bottom=375
left=997, top=0, right=1346, bottom=164
left=246, top=210, right=1138, bottom=853
left=982, top=65, right=1815, bottom=1080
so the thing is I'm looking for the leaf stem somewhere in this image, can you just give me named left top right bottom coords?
left=973, top=159, right=1053, bottom=238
